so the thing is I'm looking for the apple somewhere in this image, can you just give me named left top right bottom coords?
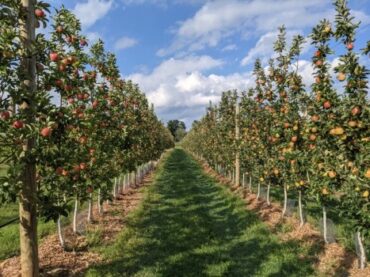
left=315, top=76, right=321, bottom=84
left=1, top=111, right=10, bottom=120
left=80, top=39, right=87, bottom=46
left=323, top=100, right=331, bottom=109
left=365, top=168, right=370, bottom=179
left=86, top=186, right=93, bottom=194
left=348, top=120, right=357, bottom=127
left=315, top=60, right=323, bottom=67
left=34, top=9, right=45, bottom=18
left=337, top=72, right=346, bottom=81
left=329, top=127, right=344, bottom=136
left=58, top=64, right=66, bottom=72
left=49, top=52, right=59, bottom=62
left=73, top=165, right=81, bottom=172
left=291, top=136, right=298, bottom=143
left=92, top=100, right=99, bottom=109
left=363, top=191, right=369, bottom=198
left=56, top=167, right=64, bottom=175
left=12, top=120, right=24, bottom=129
left=56, top=25, right=63, bottom=33
left=311, top=115, right=320, bottom=122
left=79, top=136, right=88, bottom=144
left=79, top=163, right=87, bottom=170
left=64, top=84, right=72, bottom=92
left=40, top=127, right=52, bottom=137
left=309, top=134, right=317, bottom=141
left=351, top=106, right=361, bottom=116
left=346, top=42, right=354, bottom=50
left=67, top=97, right=74, bottom=105
left=322, top=188, right=329, bottom=195
left=315, top=50, right=321, bottom=57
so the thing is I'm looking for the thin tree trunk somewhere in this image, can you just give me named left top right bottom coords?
left=249, top=176, right=252, bottom=191
left=298, top=190, right=304, bottom=227
left=282, top=184, right=288, bottom=217
left=323, top=205, right=328, bottom=243
left=57, top=216, right=65, bottom=249
left=98, top=189, right=102, bottom=214
left=257, top=182, right=261, bottom=200
left=87, top=193, right=93, bottom=223
left=266, top=183, right=271, bottom=205
left=113, top=177, right=117, bottom=199
left=73, top=197, right=78, bottom=234
left=235, top=101, right=240, bottom=186
left=356, top=231, right=367, bottom=269
left=19, top=0, right=39, bottom=275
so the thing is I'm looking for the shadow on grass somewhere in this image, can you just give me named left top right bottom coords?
left=87, top=149, right=323, bottom=277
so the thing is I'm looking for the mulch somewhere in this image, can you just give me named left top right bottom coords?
left=0, top=173, right=154, bottom=277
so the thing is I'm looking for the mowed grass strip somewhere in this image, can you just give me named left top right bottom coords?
left=87, top=148, right=321, bottom=277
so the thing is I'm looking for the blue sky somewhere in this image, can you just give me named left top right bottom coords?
left=50, top=0, right=370, bottom=128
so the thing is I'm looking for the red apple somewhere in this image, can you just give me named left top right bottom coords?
left=351, top=106, right=361, bottom=116
left=12, top=120, right=24, bottom=129
left=323, top=100, right=331, bottom=109
left=346, top=42, right=354, bottom=50
left=49, top=52, right=59, bottom=62
left=79, top=163, right=87, bottom=170
left=67, top=97, right=75, bottom=105
left=80, top=39, right=87, bottom=46
left=1, top=111, right=10, bottom=120
left=92, top=100, right=99, bottom=109
left=34, top=9, right=45, bottom=18
left=40, top=127, right=52, bottom=137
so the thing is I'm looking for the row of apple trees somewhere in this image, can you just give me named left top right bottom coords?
left=183, top=0, right=369, bottom=269
left=0, top=1, right=173, bottom=275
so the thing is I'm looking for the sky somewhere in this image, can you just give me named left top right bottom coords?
left=49, top=0, right=370, bottom=128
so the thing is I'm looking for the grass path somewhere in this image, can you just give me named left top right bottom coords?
left=87, top=148, right=318, bottom=277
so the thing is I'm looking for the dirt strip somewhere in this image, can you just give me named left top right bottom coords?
left=199, top=159, right=370, bottom=277
left=0, top=172, right=155, bottom=277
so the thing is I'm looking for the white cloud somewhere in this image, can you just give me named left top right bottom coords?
left=73, top=0, right=113, bottom=29
left=222, top=44, right=237, bottom=52
left=126, top=55, right=252, bottom=126
left=241, top=30, right=301, bottom=66
left=114, top=36, right=138, bottom=50
left=158, top=0, right=370, bottom=57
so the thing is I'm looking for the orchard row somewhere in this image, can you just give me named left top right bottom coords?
left=0, top=1, right=173, bottom=275
left=183, top=0, right=369, bottom=269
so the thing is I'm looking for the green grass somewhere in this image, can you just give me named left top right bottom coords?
left=86, top=148, right=321, bottom=277
left=0, top=198, right=91, bottom=260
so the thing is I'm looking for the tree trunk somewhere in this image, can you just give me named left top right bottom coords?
left=73, top=197, right=78, bottom=234
left=113, top=177, right=117, bottom=199
left=356, top=231, right=367, bottom=269
left=87, top=193, right=93, bottom=223
left=282, top=184, right=288, bottom=217
left=257, top=182, right=261, bottom=200
left=266, top=183, right=271, bottom=205
left=298, top=190, right=304, bottom=227
left=249, top=176, right=252, bottom=191
left=98, top=189, right=102, bottom=214
left=235, top=102, right=240, bottom=186
left=323, top=206, right=328, bottom=243
left=19, top=0, right=39, bottom=275
left=57, top=216, right=65, bottom=249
